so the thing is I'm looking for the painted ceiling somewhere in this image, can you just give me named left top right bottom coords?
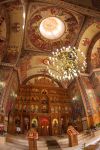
left=25, top=3, right=84, bottom=52
left=0, top=0, right=100, bottom=88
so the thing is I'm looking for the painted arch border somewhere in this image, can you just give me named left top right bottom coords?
left=79, top=22, right=100, bottom=57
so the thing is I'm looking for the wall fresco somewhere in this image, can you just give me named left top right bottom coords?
left=90, top=71, right=100, bottom=112
left=5, top=71, right=19, bottom=115
left=82, top=76, right=100, bottom=124
left=19, top=54, right=68, bottom=88
left=91, top=39, right=100, bottom=69
left=0, top=6, right=7, bottom=62
left=19, top=54, right=50, bottom=82
left=67, top=80, right=85, bottom=120
left=0, top=67, right=12, bottom=106
left=26, top=76, right=59, bottom=87
left=2, top=1, right=24, bottom=64
left=79, top=21, right=100, bottom=58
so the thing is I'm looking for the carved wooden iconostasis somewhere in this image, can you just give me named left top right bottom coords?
left=8, top=76, right=73, bottom=136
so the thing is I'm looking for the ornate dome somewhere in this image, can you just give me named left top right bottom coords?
left=39, top=17, right=65, bottom=40
left=25, top=4, right=84, bottom=52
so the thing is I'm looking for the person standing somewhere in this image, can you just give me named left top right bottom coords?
left=27, top=124, right=38, bottom=150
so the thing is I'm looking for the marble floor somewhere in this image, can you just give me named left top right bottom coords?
left=0, top=130, right=100, bottom=150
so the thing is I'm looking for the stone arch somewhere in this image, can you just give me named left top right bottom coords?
left=19, top=54, right=64, bottom=87
left=78, top=22, right=100, bottom=71
left=22, top=74, right=62, bottom=88
left=78, top=23, right=100, bottom=126
left=86, top=33, right=100, bottom=73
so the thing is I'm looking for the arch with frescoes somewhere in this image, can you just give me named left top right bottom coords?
left=78, top=22, right=100, bottom=72
left=85, top=33, right=100, bottom=72
left=77, top=22, right=100, bottom=127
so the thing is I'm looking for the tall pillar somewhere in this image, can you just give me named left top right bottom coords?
left=0, top=66, right=19, bottom=133
left=77, top=74, right=100, bottom=127
left=77, top=76, right=93, bottom=128
left=90, top=70, right=100, bottom=122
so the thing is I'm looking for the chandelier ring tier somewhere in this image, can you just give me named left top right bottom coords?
left=47, top=46, right=87, bottom=81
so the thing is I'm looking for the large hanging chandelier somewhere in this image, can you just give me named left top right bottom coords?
left=47, top=46, right=87, bottom=81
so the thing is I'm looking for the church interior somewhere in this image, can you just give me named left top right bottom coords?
left=0, top=0, right=100, bottom=150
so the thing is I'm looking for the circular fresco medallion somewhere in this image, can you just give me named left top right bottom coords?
left=27, top=6, right=78, bottom=51
left=39, top=17, right=65, bottom=40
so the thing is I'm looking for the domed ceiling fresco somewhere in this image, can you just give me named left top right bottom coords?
left=25, top=3, right=85, bottom=52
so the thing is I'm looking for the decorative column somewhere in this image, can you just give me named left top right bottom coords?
left=77, top=76, right=93, bottom=128
left=90, top=69, right=100, bottom=121
left=77, top=74, right=100, bottom=128
left=0, top=66, right=19, bottom=133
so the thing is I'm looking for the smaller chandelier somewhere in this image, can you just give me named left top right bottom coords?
left=47, top=46, right=87, bottom=80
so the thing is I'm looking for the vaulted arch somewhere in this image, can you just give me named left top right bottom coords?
left=78, top=22, right=100, bottom=72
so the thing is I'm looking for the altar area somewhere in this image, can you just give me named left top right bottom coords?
left=0, top=129, right=99, bottom=150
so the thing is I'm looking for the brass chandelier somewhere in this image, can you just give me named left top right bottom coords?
left=47, top=46, right=87, bottom=81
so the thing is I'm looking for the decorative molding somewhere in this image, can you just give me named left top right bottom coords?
left=35, top=0, right=100, bottom=18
